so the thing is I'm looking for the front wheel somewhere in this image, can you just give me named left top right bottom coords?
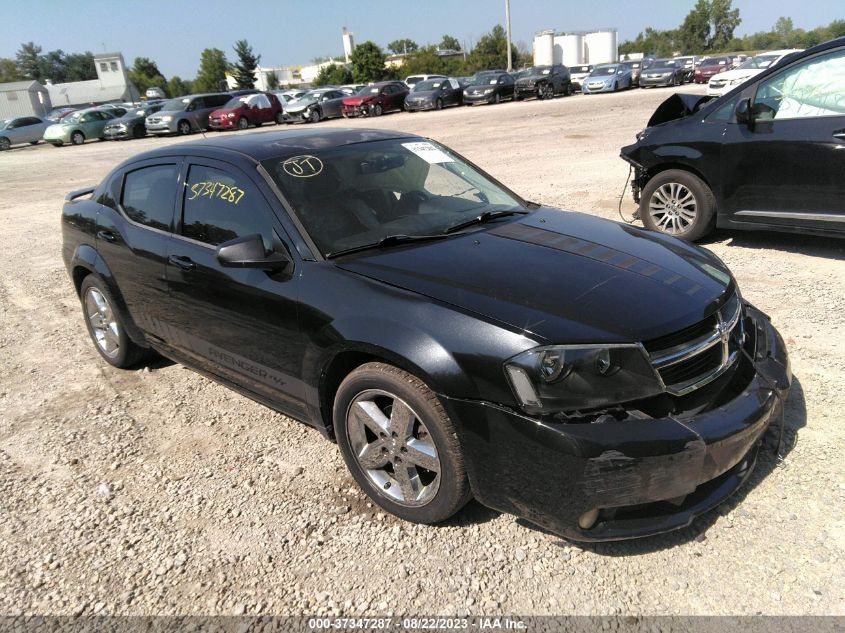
left=372, top=104, right=383, bottom=116
left=177, top=120, right=191, bottom=135
left=309, top=108, right=322, bottom=123
left=640, top=169, right=715, bottom=241
left=541, top=84, right=554, bottom=100
left=0, top=137, right=10, bottom=151
left=79, top=276, right=150, bottom=368
left=435, top=98, right=443, bottom=111
left=71, top=131, right=85, bottom=145
left=334, top=362, right=472, bottom=525
left=238, top=116, right=249, bottom=130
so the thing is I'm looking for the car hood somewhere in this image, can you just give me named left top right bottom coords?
left=210, top=107, right=243, bottom=117
left=711, top=68, right=763, bottom=82
left=644, top=93, right=715, bottom=127
left=407, top=90, right=438, bottom=99
left=287, top=97, right=318, bottom=110
left=150, top=109, right=186, bottom=117
left=342, top=96, right=373, bottom=105
left=516, top=74, right=547, bottom=83
left=586, top=73, right=614, bottom=81
left=335, top=209, right=734, bottom=344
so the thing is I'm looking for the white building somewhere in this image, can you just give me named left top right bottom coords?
left=0, top=80, right=52, bottom=118
left=342, top=28, right=355, bottom=63
left=46, top=52, right=139, bottom=107
left=533, top=28, right=618, bottom=66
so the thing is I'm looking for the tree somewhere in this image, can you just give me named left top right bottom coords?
left=194, top=48, right=229, bottom=92
left=386, top=39, right=418, bottom=55
left=350, top=41, right=388, bottom=82
left=64, top=52, right=96, bottom=81
left=16, top=42, right=43, bottom=81
left=678, top=0, right=710, bottom=53
left=709, top=0, right=742, bottom=50
left=167, top=76, right=192, bottom=97
left=265, top=70, right=279, bottom=90
left=313, top=63, right=353, bottom=86
left=439, top=35, right=462, bottom=51
left=464, top=25, right=520, bottom=73
left=129, top=57, right=167, bottom=96
left=39, top=50, right=67, bottom=84
left=0, top=58, right=22, bottom=82
left=232, top=39, right=261, bottom=89
left=399, top=46, right=462, bottom=77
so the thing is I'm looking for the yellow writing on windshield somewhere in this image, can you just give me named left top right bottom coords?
left=188, top=181, right=246, bottom=204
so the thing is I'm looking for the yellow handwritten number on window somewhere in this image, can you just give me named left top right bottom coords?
left=187, top=181, right=246, bottom=205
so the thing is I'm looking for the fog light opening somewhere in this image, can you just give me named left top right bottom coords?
left=578, top=508, right=600, bottom=530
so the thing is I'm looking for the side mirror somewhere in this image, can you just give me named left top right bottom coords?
left=216, top=234, right=291, bottom=271
left=735, top=98, right=752, bottom=126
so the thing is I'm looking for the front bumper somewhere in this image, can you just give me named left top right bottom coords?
left=208, top=117, right=237, bottom=130
left=444, top=305, right=790, bottom=541
left=639, top=76, right=674, bottom=87
left=146, top=122, right=177, bottom=135
left=341, top=105, right=370, bottom=117
left=404, top=101, right=436, bottom=111
left=515, top=85, right=540, bottom=98
left=463, top=93, right=495, bottom=104
left=582, top=82, right=613, bottom=94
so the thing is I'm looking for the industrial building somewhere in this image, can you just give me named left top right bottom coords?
left=45, top=52, right=139, bottom=108
left=0, top=80, right=52, bottom=119
left=532, top=29, right=618, bottom=66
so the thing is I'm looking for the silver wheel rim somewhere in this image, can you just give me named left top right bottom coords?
left=239, top=118, right=248, bottom=129
left=84, top=288, right=120, bottom=358
left=179, top=122, right=190, bottom=134
left=346, top=389, right=441, bottom=507
left=649, top=182, right=697, bottom=234
left=72, top=133, right=83, bottom=145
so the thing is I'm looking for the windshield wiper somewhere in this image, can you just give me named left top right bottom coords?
left=442, top=210, right=526, bottom=234
left=326, top=233, right=450, bottom=258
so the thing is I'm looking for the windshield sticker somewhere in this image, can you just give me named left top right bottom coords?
left=188, top=181, right=245, bottom=204
left=282, top=155, right=324, bottom=178
left=401, top=142, right=453, bottom=164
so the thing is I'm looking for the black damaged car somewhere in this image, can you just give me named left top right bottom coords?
left=514, top=64, right=572, bottom=100
left=621, top=37, right=845, bottom=241
left=62, top=128, right=790, bottom=541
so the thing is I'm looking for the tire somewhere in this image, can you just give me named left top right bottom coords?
left=177, top=120, right=191, bottom=135
left=133, top=124, right=145, bottom=139
left=372, top=104, right=383, bottom=116
left=494, top=93, right=501, bottom=104
left=435, top=98, right=443, bottom=111
left=612, top=81, right=618, bottom=92
left=542, top=84, right=553, bottom=100
left=238, top=116, right=249, bottom=130
left=50, top=141, right=63, bottom=147
left=640, top=169, right=716, bottom=241
left=79, top=275, right=150, bottom=369
left=275, top=111, right=284, bottom=124
left=71, top=131, right=85, bottom=145
left=0, top=137, right=10, bottom=151
left=334, top=362, right=472, bottom=525
left=309, top=108, right=321, bottom=123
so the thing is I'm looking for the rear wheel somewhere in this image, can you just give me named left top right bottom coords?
left=71, top=131, right=85, bottom=145
left=79, top=276, right=150, bottom=368
left=640, top=169, right=715, bottom=241
left=334, top=362, right=471, bottom=525
left=0, top=137, right=10, bottom=151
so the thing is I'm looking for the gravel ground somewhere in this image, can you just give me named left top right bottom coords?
left=1, top=85, right=843, bottom=618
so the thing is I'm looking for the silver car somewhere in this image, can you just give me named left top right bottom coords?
left=0, top=116, right=51, bottom=150
left=283, top=88, right=346, bottom=123
left=145, top=93, right=231, bottom=136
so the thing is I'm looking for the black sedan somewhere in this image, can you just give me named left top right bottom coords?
left=103, top=102, right=164, bottom=140
left=62, top=128, right=790, bottom=541
left=639, top=59, right=686, bottom=88
left=462, top=71, right=515, bottom=105
left=404, top=78, right=464, bottom=111
left=622, top=36, right=845, bottom=241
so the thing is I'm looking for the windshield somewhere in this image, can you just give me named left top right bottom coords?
left=570, top=65, right=591, bottom=73
left=303, top=91, right=325, bottom=99
left=650, top=60, right=675, bottom=70
left=469, top=73, right=495, bottom=85
left=739, top=54, right=780, bottom=70
left=160, top=97, right=191, bottom=111
left=261, top=138, right=526, bottom=256
left=357, top=86, right=381, bottom=95
left=63, top=111, right=86, bottom=123
left=223, top=96, right=248, bottom=109
left=590, top=65, right=618, bottom=76
left=414, top=80, right=443, bottom=91
left=701, top=58, right=725, bottom=67
left=0, top=119, right=9, bottom=130
left=517, top=67, right=550, bottom=77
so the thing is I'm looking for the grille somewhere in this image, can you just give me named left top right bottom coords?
left=147, top=117, right=160, bottom=124
left=646, top=293, right=744, bottom=395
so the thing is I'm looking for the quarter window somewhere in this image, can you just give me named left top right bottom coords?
left=754, top=49, right=845, bottom=120
left=121, top=164, right=179, bottom=231
left=182, top=164, right=271, bottom=247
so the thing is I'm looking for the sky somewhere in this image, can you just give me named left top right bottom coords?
left=3, top=0, right=843, bottom=78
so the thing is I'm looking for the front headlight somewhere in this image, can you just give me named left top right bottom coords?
left=225, top=113, right=236, bottom=118
left=484, top=88, right=494, bottom=94
left=662, top=72, right=672, bottom=77
left=504, top=344, right=663, bottom=414
left=160, top=115, right=172, bottom=122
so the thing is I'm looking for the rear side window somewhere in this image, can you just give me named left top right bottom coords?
left=121, top=164, right=179, bottom=231
left=181, top=164, right=272, bottom=247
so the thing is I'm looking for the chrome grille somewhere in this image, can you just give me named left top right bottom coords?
left=646, top=294, right=744, bottom=395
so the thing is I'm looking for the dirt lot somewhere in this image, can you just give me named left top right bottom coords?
left=1, top=85, right=844, bottom=618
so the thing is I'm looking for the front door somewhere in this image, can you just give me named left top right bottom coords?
left=720, top=46, right=845, bottom=234
left=164, top=157, right=308, bottom=417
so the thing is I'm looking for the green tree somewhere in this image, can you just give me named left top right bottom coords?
left=167, top=76, right=192, bottom=97
left=0, top=58, right=22, bottom=82
left=232, top=39, right=261, bottom=89
left=265, top=70, right=279, bottom=90
left=350, top=41, right=388, bottom=82
left=313, top=63, right=353, bottom=86
left=194, top=48, right=229, bottom=92
left=439, top=35, right=462, bottom=51
left=709, top=0, right=742, bottom=49
left=619, top=27, right=678, bottom=57
left=678, top=0, right=710, bottom=53
left=39, top=50, right=67, bottom=83
left=386, top=39, right=418, bottom=55
left=399, top=46, right=462, bottom=77
left=464, top=25, right=520, bottom=73
left=64, top=52, right=96, bottom=81
left=16, top=42, right=44, bottom=81
left=129, top=57, right=167, bottom=96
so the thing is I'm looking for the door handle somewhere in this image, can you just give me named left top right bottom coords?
left=97, top=229, right=117, bottom=242
left=168, top=255, right=196, bottom=271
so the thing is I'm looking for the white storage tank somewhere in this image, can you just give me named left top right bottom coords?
left=533, top=30, right=555, bottom=67
left=584, top=29, right=618, bottom=65
left=554, top=33, right=584, bottom=66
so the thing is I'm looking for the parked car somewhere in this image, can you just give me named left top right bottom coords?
left=46, top=107, right=77, bottom=122
left=104, top=102, right=165, bottom=140
left=462, top=71, right=515, bottom=105
left=673, top=56, right=699, bottom=82
left=283, top=88, right=347, bottom=123
left=404, top=74, right=447, bottom=89
left=61, top=128, right=790, bottom=541
left=96, top=104, right=128, bottom=117
left=707, top=49, right=802, bottom=97
left=145, top=93, right=231, bottom=136
left=568, top=64, right=594, bottom=91
left=145, top=87, right=166, bottom=99
left=0, top=116, right=51, bottom=150
left=341, top=82, right=409, bottom=117
left=43, top=108, right=117, bottom=146
left=404, top=78, right=463, bottom=111
left=209, top=92, right=284, bottom=130
left=639, top=59, right=686, bottom=87
left=621, top=37, right=845, bottom=240
left=340, top=84, right=366, bottom=94
left=514, top=65, right=572, bottom=100
left=228, top=89, right=260, bottom=97
left=694, top=56, right=731, bottom=83
left=620, top=60, right=644, bottom=86
left=581, top=63, right=633, bottom=94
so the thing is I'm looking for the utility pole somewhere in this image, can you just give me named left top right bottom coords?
left=505, top=0, right=513, bottom=71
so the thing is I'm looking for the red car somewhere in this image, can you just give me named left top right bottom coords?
left=693, top=56, right=730, bottom=83
left=341, top=82, right=409, bottom=117
left=209, top=92, right=284, bottom=130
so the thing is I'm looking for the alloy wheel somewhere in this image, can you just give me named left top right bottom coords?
left=84, top=287, right=120, bottom=358
left=71, top=132, right=84, bottom=145
left=648, top=182, right=698, bottom=234
left=238, top=117, right=249, bottom=129
left=346, top=389, right=441, bottom=507
left=178, top=121, right=191, bottom=135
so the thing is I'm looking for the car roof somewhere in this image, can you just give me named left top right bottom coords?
left=125, top=128, right=421, bottom=163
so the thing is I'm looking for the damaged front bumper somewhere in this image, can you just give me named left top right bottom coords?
left=444, top=305, right=790, bottom=541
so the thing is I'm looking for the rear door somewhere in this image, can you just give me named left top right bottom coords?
left=163, top=157, right=308, bottom=416
left=720, top=46, right=845, bottom=234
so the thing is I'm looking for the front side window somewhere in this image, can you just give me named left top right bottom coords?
left=753, top=49, right=845, bottom=121
left=182, top=164, right=271, bottom=247
left=261, top=139, right=526, bottom=256
left=121, top=164, right=179, bottom=231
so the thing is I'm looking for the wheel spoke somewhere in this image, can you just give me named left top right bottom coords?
left=404, top=438, right=439, bottom=472
left=389, top=399, right=416, bottom=440
left=353, top=401, right=390, bottom=436
left=103, top=324, right=120, bottom=351
left=392, top=464, right=418, bottom=502
left=358, top=441, right=389, bottom=470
